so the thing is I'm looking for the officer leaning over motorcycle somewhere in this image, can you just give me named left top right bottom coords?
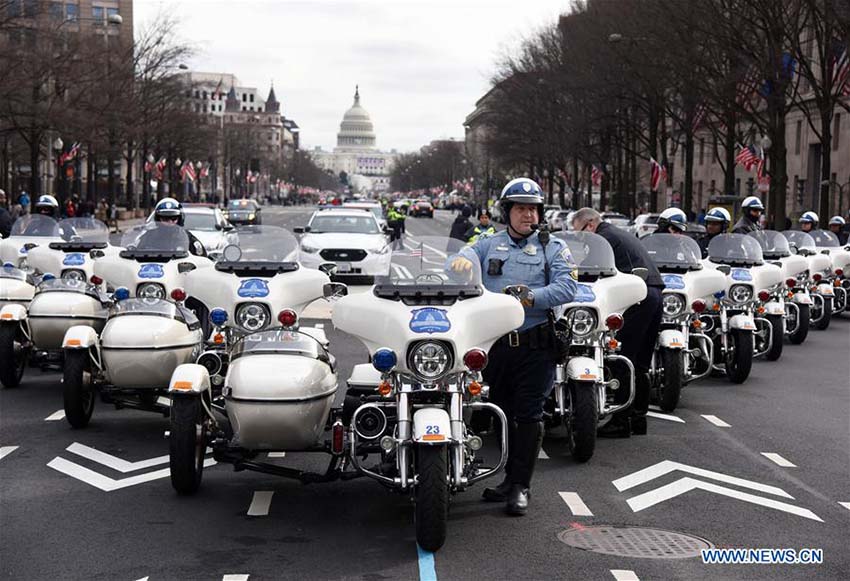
left=698, top=207, right=731, bottom=258
left=143, top=197, right=207, bottom=257
left=656, top=207, right=688, bottom=235
left=732, top=196, right=764, bottom=234
left=570, top=208, right=664, bottom=437
left=799, top=211, right=818, bottom=233
left=450, top=178, right=577, bottom=516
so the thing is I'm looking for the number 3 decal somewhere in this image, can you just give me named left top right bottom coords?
left=425, top=425, right=440, bottom=435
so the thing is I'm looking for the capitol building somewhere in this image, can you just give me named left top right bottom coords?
left=311, top=87, right=397, bottom=192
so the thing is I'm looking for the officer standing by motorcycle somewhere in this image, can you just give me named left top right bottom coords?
left=828, top=216, right=848, bottom=245
left=799, top=211, right=818, bottom=233
left=698, top=207, right=731, bottom=258
left=143, top=197, right=207, bottom=257
left=451, top=178, right=577, bottom=516
left=732, top=196, right=764, bottom=234
left=571, top=208, right=664, bottom=437
left=655, top=208, right=688, bottom=235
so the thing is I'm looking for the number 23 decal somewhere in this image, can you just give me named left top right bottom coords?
left=425, top=425, right=440, bottom=435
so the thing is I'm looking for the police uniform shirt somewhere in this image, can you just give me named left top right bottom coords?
left=459, top=229, right=577, bottom=332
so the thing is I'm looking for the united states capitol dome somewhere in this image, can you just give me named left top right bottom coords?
left=336, top=86, right=376, bottom=150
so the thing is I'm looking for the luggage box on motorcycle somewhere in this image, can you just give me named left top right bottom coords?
left=226, top=352, right=337, bottom=450
left=28, top=290, right=108, bottom=349
left=101, top=314, right=201, bottom=388
left=346, top=363, right=382, bottom=397
left=0, top=277, right=35, bottom=309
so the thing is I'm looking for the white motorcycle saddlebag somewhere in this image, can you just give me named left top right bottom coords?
left=28, top=291, right=107, bottom=350
left=101, top=315, right=201, bottom=388
left=226, top=353, right=337, bottom=450
left=728, top=314, right=756, bottom=331
left=658, top=329, right=686, bottom=349
left=0, top=278, right=34, bottom=309
left=412, top=408, right=451, bottom=444
left=565, top=357, right=602, bottom=381
left=347, top=363, right=382, bottom=394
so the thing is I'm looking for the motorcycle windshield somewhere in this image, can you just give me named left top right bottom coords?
left=230, top=329, right=324, bottom=361
left=642, top=234, right=703, bottom=270
left=10, top=215, right=60, bottom=238
left=0, top=263, right=27, bottom=281
left=553, top=231, right=617, bottom=276
left=53, top=218, right=110, bottom=246
left=782, top=230, right=816, bottom=251
left=119, top=223, right=191, bottom=259
left=215, top=226, right=300, bottom=275
left=748, top=230, right=790, bottom=258
left=37, top=277, right=101, bottom=299
left=109, top=297, right=197, bottom=327
left=809, top=229, right=840, bottom=247
left=708, top=234, right=764, bottom=266
left=374, top=236, right=483, bottom=295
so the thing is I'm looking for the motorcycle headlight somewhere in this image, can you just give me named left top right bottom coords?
left=729, top=284, right=753, bottom=303
left=569, top=307, right=596, bottom=337
left=61, top=269, right=86, bottom=284
left=301, top=243, right=319, bottom=254
left=662, top=294, right=685, bottom=317
left=137, top=282, right=165, bottom=300
left=235, top=302, right=270, bottom=332
left=407, top=341, right=452, bottom=381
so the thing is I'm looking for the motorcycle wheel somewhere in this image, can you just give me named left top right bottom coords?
left=764, top=314, right=784, bottom=361
left=788, top=304, right=810, bottom=344
left=414, top=444, right=448, bottom=552
left=725, top=330, right=753, bottom=384
left=567, top=380, right=597, bottom=462
left=0, top=324, right=26, bottom=388
left=63, top=350, right=95, bottom=428
left=812, top=297, right=832, bottom=330
left=659, top=349, right=683, bottom=412
left=169, top=395, right=208, bottom=495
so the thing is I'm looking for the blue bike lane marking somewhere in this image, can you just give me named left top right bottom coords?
left=417, top=544, right=437, bottom=581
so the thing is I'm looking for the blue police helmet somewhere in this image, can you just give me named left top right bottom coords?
left=500, top=178, right=545, bottom=205
left=705, top=207, right=731, bottom=224
left=741, top=196, right=764, bottom=211
left=154, top=197, right=184, bottom=226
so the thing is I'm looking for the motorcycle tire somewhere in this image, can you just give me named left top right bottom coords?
left=169, top=395, right=208, bottom=495
left=567, top=380, right=597, bottom=463
left=414, top=444, right=449, bottom=552
left=764, top=314, right=784, bottom=361
left=725, top=330, right=753, bottom=384
left=63, top=350, right=95, bottom=428
left=812, top=297, right=832, bottom=330
left=0, top=324, right=26, bottom=388
left=659, top=349, right=683, bottom=412
left=788, top=304, right=810, bottom=345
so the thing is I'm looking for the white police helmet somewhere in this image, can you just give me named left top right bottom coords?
left=741, top=196, right=764, bottom=211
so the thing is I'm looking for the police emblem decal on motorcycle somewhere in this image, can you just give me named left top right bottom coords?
left=138, top=264, right=165, bottom=279
left=662, top=274, right=686, bottom=289
left=237, top=279, right=270, bottom=298
left=573, top=284, right=596, bottom=303
left=409, top=307, right=451, bottom=334
left=63, top=253, right=86, bottom=266
left=731, top=268, right=753, bottom=281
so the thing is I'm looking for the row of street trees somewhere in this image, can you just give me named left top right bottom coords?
left=389, top=140, right=467, bottom=193
left=484, top=0, right=850, bottom=227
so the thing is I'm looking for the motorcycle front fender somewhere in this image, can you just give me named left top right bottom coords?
left=791, top=292, right=813, bottom=305
left=764, top=301, right=785, bottom=316
left=565, top=356, right=601, bottom=382
left=658, top=329, right=686, bottom=349
left=817, top=283, right=834, bottom=297
left=168, top=363, right=210, bottom=395
left=63, top=324, right=98, bottom=349
left=0, top=303, right=27, bottom=322
left=728, top=314, right=756, bottom=331
left=412, top=408, right=451, bottom=444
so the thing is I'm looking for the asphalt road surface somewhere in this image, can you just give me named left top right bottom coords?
left=2, top=206, right=848, bottom=580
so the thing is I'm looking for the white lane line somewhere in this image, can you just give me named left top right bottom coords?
left=647, top=411, right=685, bottom=423
left=135, top=577, right=149, bottom=581
left=66, top=442, right=169, bottom=473
left=761, top=453, right=796, bottom=468
left=45, top=410, right=66, bottom=421
left=0, top=446, right=19, bottom=461
left=559, top=492, right=593, bottom=516
left=267, top=452, right=286, bottom=458
left=538, top=448, right=549, bottom=460
left=701, top=414, right=731, bottom=427
left=611, top=570, right=639, bottom=581
left=247, top=491, right=274, bottom=516
left=47, top=457, right=216, bottom=492
left=839, top=502, right=850, bottom=512
left=156, top=396, right=171, bottom=407
left=222, top=576, right=250, bottom=581
left=314, top=323, right=324, bottom=329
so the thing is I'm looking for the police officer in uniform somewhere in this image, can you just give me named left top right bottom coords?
left=141, top=198, right=207, bottom=257
left=698, top=207, right=731, bottom=258
left=465, top=210, right=497, bottom=243
left=451, top=178, right=577, bottom=516
left=570, top=208, right=664, bottom=437
left=798, top=211, right=818, bottom=233
left=828, top=216, right=848, bottom=245
left=732, top=196, right=764, bottom=234
left=656, top=207, right=688, bottom=235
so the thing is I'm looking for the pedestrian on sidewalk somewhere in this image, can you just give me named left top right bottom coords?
left=109, top=202, right=119, bottom=233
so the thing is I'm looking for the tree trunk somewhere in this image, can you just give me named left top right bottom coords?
left=125, top=140, right=134, bottom=211
left=818, top=109, right=833, bottom=220
left=684, top=131, right=695, bottom=214
left=28, top=130, right=41, bottom=197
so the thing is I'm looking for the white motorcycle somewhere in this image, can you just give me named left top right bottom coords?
left=0, top=218, right=113, bottom=387
left=60, top=223, right=211, bottom=428
left=333, top=237, right=524, bottom=552
left=642, top=234, right=726, bottom=411
left=808, top=229, right=850, bottom=316
left=164, top=226, right=338, bottom=495
left=547, top=231, right=644, bottom=459
left=0, top=215, right=65, bottom=309
left=783, top=231, right=835, bottom=330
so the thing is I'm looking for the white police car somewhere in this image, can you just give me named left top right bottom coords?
left=295, top=207, right=391, bottom=283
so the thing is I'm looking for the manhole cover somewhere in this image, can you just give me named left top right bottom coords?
left=558, top=525, right=713, bottom=559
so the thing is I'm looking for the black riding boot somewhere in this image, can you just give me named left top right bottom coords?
left=631, top=372, right=650, bottom=435
left=482, top=419, right=515, bottom=502
left=506, top=421, right=544, bottom=516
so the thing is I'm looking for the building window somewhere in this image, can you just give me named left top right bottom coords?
left=50, top=1, right=63, bottom=19
left=735, top=178, right=741, bottom=196
left=23, top=0, right=38, bottom=18
left=250, top=94, right=254, bottom=102
left=65, top=2, right=78, bottom=21
left=202, top=91, right=207, bottom=100
left=6, top=1, right=21, bottom=17
left=242, top=94, right=247, bottom=102
left=795, top=120, right=802, bottom=155
left=203, top=104, right=207, bottom=113
left=699, top=138, right=704, bottom=165
left=106, top=6, right=118, bottom=20
left=242, top=106, right=246, bottom=112
left=710, top=179, right=716, bottom=196
left=194, top=90, right=199, bottom=99
left=833, top=114, right=841, bottom=151
left=92, top=5, right=103, bottom=22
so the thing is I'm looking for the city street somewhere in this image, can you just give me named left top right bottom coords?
left=1, top=206, right=849, bottom=581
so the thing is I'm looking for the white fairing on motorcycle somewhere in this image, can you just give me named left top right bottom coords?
left=0, top=215, right=63, bottom=269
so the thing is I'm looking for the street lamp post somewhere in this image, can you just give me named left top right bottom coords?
left=53, top=137, right=64, bottom=206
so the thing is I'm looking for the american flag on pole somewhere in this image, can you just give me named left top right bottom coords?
left=410, top=243, right=423, bottom=257
left=831, top=43, right=850, bottom=96
left=59, top=142, right=80, bottom=165
left=199, top=164, right=209, bottom=179
left=736, top=67, right=762, bottom=105
left=591, top=165, right=603, bottom=187
left=180, top=161, right=196, bottom=182
left=155, top=157, right=167, bottom=180
left=649, top=158, right=665, bottom=191
left=144, top=158, right=154, bottom=173
left=735, top=145, right=762, bottom=172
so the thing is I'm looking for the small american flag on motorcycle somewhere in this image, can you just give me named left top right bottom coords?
left=410, top=243, right=423, bottom=257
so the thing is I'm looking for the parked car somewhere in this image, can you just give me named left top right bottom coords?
left=344, top=201, right=387, bottom=230
left=410, top=198, right=434, bottom=218
left=182, top=205, right=235, bottom=255
left=549, top=210, right=574, bottom=231
left=602, top=212, right=630, bottom=230
left=631, top=213, right=660, bottom=238
left=225, top=199, right=262, bottom=225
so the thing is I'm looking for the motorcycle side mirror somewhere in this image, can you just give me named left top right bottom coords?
left=821, top=249, right=830, bottom=255
left=716, top=264, right=732, bottom=275
left=293, top=226, right=310, bottom=234
left=323, top=282, right=348, bottom=299
left=178, top=262, right=196, bottom=274
left=318, top=263, right=338, bottom=276
left=89, top=249, right=105, bottom=259
left=788, top=242, right=798, bottom=255
left=23, top=243, right=37, bottom=251
left=631, top=267, right=649, bottom=281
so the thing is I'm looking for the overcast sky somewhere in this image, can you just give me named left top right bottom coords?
left=135, top=0, right=569, bottom=153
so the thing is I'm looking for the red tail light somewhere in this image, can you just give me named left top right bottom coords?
left=277, top=309, right=297, bottom=327
left=757, top=290, right=770, bottom=302
left=170, top=288, right=186, bottom=302
left=785, top=278, right=796, bottom=288
left=836, top=268, right=843, bottom=277
left=605, top=313, right=624, bottom=331
left=90, top=275, right=103, bottom=286
left=463, top=348, right=488, bottom=371
left=691, top=299, right=706, bottom=313
left=331, top=420, right=344, bottom=455
left=813, top=273, right=822, bottom=282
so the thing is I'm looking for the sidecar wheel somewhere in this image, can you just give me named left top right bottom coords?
left=764, top=314, right=784, bottom=361
left=63, top=350, right=95, bottom=428
left=788, top=304, right=810, bottom=344
left=659, top=349, right=683, bottom=412
left=812, top=297, right=832, bottom=330
left=725, top=330, right=753, bottom=384
left=0, top=324, right=26, bottom=388
left=170, top=395, right=207, bottom=495
left=567, top=380, right=597, bottom=462
left=414, top=444, right=448, bottom=552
